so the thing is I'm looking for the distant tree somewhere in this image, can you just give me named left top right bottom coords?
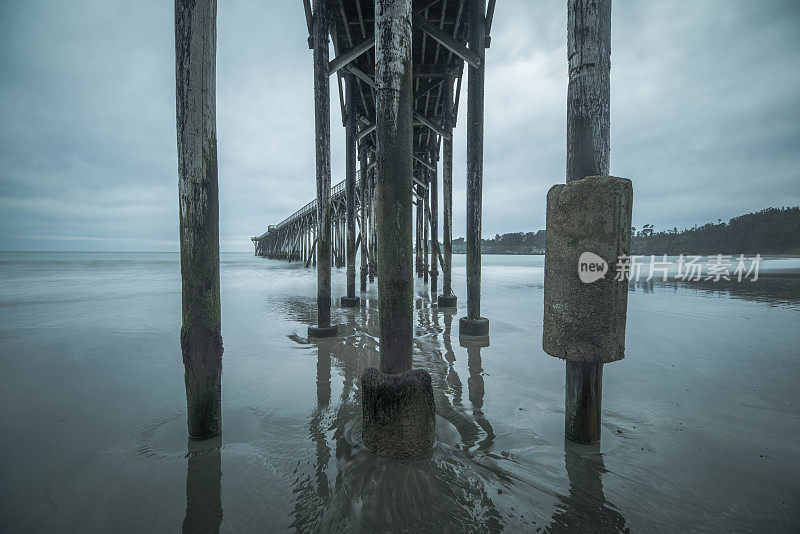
left=630, top=207, right=800, bottom=255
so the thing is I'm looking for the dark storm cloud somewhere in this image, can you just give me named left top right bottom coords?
left=0, top=0, right=798, bottom=251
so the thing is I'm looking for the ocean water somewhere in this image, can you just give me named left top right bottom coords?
left=0, top=251, right=798, bottom=532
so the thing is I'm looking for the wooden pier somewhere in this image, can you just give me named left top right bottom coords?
left=251, top=0, right=494, bottom=327
left=177, top=0, right=629, bottom=449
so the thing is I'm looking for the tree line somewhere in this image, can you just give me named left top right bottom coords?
left=630, top=207, right=800, bottom=255
left=452, top=230, right=546, bottom=254
left=448, top=207, right=800, bottom=255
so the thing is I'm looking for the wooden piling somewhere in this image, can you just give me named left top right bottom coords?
left=564, top=0, right=612, bottom=444
left=312, top=223, right=317, bottom=266
left=362, top=0, right=435, bottom=458
left=359, top=143, right=368, bottom=291
left=309, top=0, right=337, bottom=337
left=175, top=0, right=222, bottom=439
left=342, top=73, right=359, bottom=306
left=438, top=73, right=456, bottom=307
left=416, top=186, right=423, bottom=276
left=423, top=171, right=429, bottom=285
left=565, top=360, right=603, bottom=443
left=375, top=0, right=414, bottom=374
left=369, top=167, right=377, bottom=281
left=460, top=0, right=489, bottom=336
left=429, top=154, right=439, bottom=294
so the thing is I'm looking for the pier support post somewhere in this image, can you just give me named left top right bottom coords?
left=308, top=0, right=337, bottom=338
left=460, top=0, right=489, bottom=337
left=429, top=155, right=439, bottom=294
left=416, top=186, right=423, bottom=276
left=361, top=0, right=434, bottom=458
left=438, top=73, right=457, bottom=308
left=175, top=0, right=222, bottom=439
left=543, top=0, right=632, bottom=445
left=423, top=171, right=429, bottom=285
left=341, top=73, right=360, bottom=307
left=312, top=223, right=317, bottom=266
left=359, top=143, right=369, bottom=291
left=369, top=166, right=377, bottom=281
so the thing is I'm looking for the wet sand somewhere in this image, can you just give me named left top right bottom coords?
left=0, top=252, right=798, bottom=532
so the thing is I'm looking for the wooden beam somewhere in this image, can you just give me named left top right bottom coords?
left=414, top=79, right=444, bottom=102
left=485, top=0, right=496, bottom=43
left=346, top=64, right=376, bottom=89
left=414, top=154, right=435, bottom=172
left=414, top=111, right=450, bottom=140
left=303, top=0, right=313, bottom=36
left=328, top=38, right=375, bottom=75
left=414, top=64, right=459, bottom=77
left=357, top=122, right=376, bottom=141
left=412, top=12, right=480, bottom=68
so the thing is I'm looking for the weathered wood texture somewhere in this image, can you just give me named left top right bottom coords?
left=175, top=0, right=222, bottom=440
left=563, top=0, right=613, bottom=444
left=416, top=188, right=423, bottom=275
left=567, top=0, right=610, bottom=184
left=369, top=168, right=377, bottom=280
left=345, top=73, right=357, bottom=298
left=441, top=72, right=454, bottom=297
left=429, top=154, right=439, bottom=293
left=565, top=360, right=603, bottom=443
left=359, top=143, right=368, bottom=290
left=313, top=0, right=333, bottom=327
left=423, top=170, right=429, bottom=284
left=465, top=0, right=486, bottom=320
left=375, top=0, right=414, bottom=374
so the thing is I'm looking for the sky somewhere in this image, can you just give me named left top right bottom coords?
left=0, top=0, right=798, bottom=252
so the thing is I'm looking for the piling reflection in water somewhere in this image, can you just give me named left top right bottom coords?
left=5, top=253, right=795, bottom=530
left=263, top=284, right=629, bottom=530
left=466, top=344, right=496, bottom=451
left=282, top=293, right=513, bottom=531
left=547, top=442, right=629, bottom=533
left=650, top=277, right=800, bottom=308
left=183, top=435, right=223, bottom=534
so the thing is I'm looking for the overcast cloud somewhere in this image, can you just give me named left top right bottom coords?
left=1, top=0, right=798, bottom=251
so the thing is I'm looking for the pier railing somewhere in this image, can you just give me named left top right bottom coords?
left=253, top=171, right=363, bottom=240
